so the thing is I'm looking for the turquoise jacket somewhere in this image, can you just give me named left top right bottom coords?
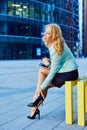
left=40, top=43, right=78, bottom=90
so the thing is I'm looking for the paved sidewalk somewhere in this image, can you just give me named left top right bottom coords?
left=0, top=58, right=87, bottom=130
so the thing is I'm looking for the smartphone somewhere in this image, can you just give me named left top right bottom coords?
left=39, top=63, right=47, bottom=67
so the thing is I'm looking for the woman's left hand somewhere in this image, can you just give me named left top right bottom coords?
left=38, top=88, right=46, bottom=100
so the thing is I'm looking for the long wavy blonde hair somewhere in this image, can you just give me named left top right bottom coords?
left=44, top=23, right=64, bottom=55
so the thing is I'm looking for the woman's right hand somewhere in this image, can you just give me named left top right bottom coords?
left=42, top=57, right=50, bottom=66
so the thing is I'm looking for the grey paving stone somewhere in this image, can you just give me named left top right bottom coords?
left=0, top=59, right=87, bottom=130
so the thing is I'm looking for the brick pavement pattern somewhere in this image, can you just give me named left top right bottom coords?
left=0, top=58, right=87, bottom=130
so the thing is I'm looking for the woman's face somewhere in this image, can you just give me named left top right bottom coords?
left=43, top=27, right=53, bottom=44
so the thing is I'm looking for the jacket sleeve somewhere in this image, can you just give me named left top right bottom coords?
left=40, top=48, right=63, bottom=90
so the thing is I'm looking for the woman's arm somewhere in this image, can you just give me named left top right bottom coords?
left=40, top=49, right=63, bottom=90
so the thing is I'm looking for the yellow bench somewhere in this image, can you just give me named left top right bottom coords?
left=65, top=78, right=87, bottom=126
left=77, top=80, right=87, bottom=126
left=65, top=80, right=78, bottom=124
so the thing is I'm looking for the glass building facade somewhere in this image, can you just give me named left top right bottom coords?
left=0, top=0, right=80, bottom=60
left=83, top=0, right=87, bottom=57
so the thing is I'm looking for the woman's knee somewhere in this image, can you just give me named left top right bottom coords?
left=38, top=67, right=44, bottom=73
left=38, top=67, right=50, bottom=75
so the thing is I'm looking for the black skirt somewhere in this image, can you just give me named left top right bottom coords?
left=51, top=69, right=79, bottom=88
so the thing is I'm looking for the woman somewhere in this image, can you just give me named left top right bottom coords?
left=27, top=23, right=79, bottom=119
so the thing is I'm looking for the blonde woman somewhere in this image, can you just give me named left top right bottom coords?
left=27, top=23, right=79, bottom=119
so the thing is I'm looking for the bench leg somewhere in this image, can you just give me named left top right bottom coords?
left=85, top=86, right=87, bottom=112
left=65, top=82, right=74, bottom=124
left=77, top=82, right=85, bottom=126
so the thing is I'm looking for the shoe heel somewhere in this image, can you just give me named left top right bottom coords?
left=37, top=108, right=40, bottom=119
left=27, top=108, right=40, bottom=120
left=38, top=112, right=40, bottom=120
left=42, top=101, right=43, bottom=106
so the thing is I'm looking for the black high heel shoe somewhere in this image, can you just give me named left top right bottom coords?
left=27, top=108, right=40, bottom=119
left=27, top=95, right=43, bottom=107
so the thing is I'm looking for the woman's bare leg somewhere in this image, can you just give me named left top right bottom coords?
left=30, top=67, right=50, bottom=116
left=32, top=67, right=50, bottom=101
left=30, top=83, right=56, bottom=117
left=30, top=66, right=56, bottom=116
